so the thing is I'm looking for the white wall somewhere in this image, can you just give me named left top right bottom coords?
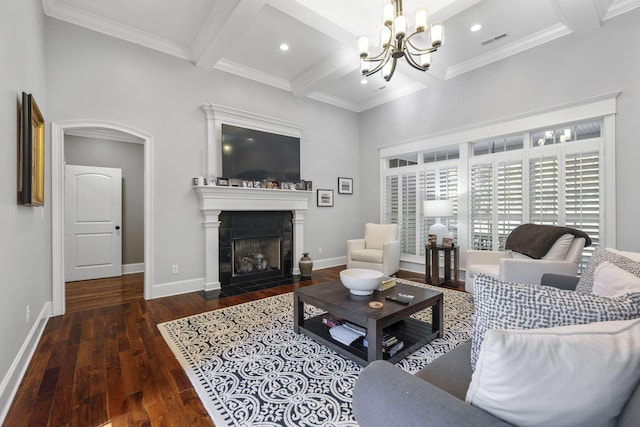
left=44, top=18, right=361, bottom=295
left=0, top=0, right=51, bottom=419
left=358, top=8, right=640, bottom=252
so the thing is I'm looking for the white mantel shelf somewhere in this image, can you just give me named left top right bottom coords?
left=193, top=185, right=313, bottom=295
left=194, top=185, right=313, bottom=211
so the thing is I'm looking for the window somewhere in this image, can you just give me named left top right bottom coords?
left=380, top=95, right=616, bottom=272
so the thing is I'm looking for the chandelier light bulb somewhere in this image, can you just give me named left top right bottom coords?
left=420, top=52, right=431, bottom=68
left=394, top=13, right=407, bottom=39
left=415, top=9, right=427, bottom=33
left=383, top=3, right=394, bottom=26
left=431, top=22, right=443, bottom=47
left=358, top=36, right=369, bottom=58
left=360, top=58, right=370, bottom=74
left=380, top=26, right=391, bottom=48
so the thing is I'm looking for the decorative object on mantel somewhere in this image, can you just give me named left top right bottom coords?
left=298, top=252, right=313, bottom=277
left=338, top=177, right=353, bottom=194
left=216, top=177, right=229, bottom=186
left=317, top=189, right=334, bottom=207
left=358, top=0, right=444, bottom=81
left=192, top=176, right=206, bottom=186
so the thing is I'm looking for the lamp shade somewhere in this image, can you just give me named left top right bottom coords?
left=423, top=199, right=453, bottom=217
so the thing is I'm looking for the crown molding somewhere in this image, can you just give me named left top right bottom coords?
left=604, top=0, right=640, bottom=19
left=446, top=23, right=572, bottom=80
left=42, top=0, right=192, bottom=60
left=65, top=128, right=145, bottom=144
left=214, top=59, right=291, bottom=92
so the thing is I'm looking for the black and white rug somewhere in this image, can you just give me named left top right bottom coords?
left=158, top=280, right=474, bottom=426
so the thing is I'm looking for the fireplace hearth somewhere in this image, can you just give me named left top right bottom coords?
left=219, top=211, right=293, bottom=287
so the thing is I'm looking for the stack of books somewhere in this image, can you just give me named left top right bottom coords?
left=363, top=332, right=405, bottom=357
left=377, top=276, right=397, bottom=291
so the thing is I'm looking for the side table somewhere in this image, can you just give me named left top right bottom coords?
left=425, top=244, right=459, bottom=287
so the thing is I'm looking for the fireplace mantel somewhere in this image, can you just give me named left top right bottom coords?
left=194, top=185, right=313, bottom=296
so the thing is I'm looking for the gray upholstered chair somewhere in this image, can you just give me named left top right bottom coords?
left=346, top=223, right=400, bottom=277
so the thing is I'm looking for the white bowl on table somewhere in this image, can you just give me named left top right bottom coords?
left=340, top=269, right=384, bottom=296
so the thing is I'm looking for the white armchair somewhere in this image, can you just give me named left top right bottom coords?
left=347, top=223, right=400, bottom=277
left=466, top=231, right=588, bottom=293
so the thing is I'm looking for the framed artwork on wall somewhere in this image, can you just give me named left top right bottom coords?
left=18, top=92, right=45, bottom=206
left=338, top=177, right=353, bottom=194
left=317, top=189, right=334, bottom=207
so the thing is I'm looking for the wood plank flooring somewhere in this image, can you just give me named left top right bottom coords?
left=3, top=267, right=442, bottom=427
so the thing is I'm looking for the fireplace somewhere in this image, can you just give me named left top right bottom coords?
left=219, top=211, right=293, bottom=287
left=194, top=185, right=312, bottom=298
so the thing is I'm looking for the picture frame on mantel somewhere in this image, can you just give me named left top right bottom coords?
left=18, top=92, right=45, bottom=206
left=317, top=189, right=334, bottom=207
left=338, top=177, right=353, bottom=194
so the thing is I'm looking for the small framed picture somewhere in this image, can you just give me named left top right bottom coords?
left=305, top=181, right=313, bottom=191
left=442, top=237, right=454, bottom=248
left=216, top=177, right=229, bottom=186
left=317, top=189, right=334, bottom=207
left=338, top=177, right=353, bottom=194
left=243, top=180, right=253, bottom=188
left=253, top=180, right=263, bottom=188
left=428, top=234, right=437, bottom=246
left=267, top=181, right=279, bottom=189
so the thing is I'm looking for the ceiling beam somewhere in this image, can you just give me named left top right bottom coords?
left=550, top=0, right=612, bottom=36
left=192, top=0, right=268, bottom=70
left=290, top=48, right=357, bottom=97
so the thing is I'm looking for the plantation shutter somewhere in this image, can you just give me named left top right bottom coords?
left=470, top=163, right=493, bottom=250
left=529, top=155, right=559, bottom=225
left=565, top=151, right=600, bottom=266
left=496, top=161, right=523, bottom=250
left=384, top=175, right=399, bottom=227
left=400, top=173, right=418, bottom=254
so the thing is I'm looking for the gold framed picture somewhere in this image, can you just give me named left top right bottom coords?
left=18, top=92, right=45, bottom=206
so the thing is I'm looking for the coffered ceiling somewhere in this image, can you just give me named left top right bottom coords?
left=42, top=0, right=640, bottom=112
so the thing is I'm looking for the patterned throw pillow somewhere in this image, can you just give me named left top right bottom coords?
left=471, top=274, right=640, bottom=370
left=576, top=247, right=640, bottom=294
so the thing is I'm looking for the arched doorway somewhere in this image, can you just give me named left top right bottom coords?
left=51, top=120, right=153, bottom=316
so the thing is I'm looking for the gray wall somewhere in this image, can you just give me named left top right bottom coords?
left=359, top=8, right=640, bottom=252
left=65, top=135, right=144, bottom=265
left=0, top=0, right=50, bottom=413
left=44, top=18, right=361, bottom=293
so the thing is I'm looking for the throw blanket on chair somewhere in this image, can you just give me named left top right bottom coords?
left=505, top=224, right=592, bottom=259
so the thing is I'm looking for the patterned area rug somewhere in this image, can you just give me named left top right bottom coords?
left=158, top=280, right=474, bottom=426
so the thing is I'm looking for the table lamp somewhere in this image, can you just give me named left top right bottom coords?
left=423, top=199, right=453, bottom=245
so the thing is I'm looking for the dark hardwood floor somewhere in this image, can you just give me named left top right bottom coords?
left=3, top=267, right=439, bottom=427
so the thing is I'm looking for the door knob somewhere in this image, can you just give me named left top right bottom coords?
left=115, top=225, right=121, bottom=230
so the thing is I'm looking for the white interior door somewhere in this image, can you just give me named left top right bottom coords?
left=65, top=164, right=122, bottom=282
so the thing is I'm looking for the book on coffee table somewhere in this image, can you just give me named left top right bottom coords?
left=377, top=277, right=397, bottom=291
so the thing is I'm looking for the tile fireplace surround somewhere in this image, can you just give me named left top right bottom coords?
left=194, top=185, right=313, bottom=297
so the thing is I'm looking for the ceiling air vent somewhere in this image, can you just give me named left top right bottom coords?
left=481, top=33, right=507, bottom=46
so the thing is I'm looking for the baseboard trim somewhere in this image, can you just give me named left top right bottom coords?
left=151, top=277, right=205, bottom=299
left=310, top=256, right=346, bottom=270
left=122, top=262, right=144, bottom=275
left=0, top=301, right=52, bottom=424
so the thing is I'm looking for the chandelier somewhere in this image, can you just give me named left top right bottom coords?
left=358, top=0, right=444, bottom=81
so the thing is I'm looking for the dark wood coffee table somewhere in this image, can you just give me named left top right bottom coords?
left=293, top=280, right=443, bottom=366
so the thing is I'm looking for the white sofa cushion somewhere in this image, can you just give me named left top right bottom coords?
left=471, top=274, right=640, bottom=369
left=576, top=247, right=640, bottom=294
left=593, top=261, right=640, bottom=298
left=466, top=318, right=640, bottom=427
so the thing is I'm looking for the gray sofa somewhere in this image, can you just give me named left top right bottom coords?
left=352, top=274, right=640, bottom=427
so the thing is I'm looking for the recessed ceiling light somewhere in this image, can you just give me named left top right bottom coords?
left=470, top=24, right=482, bottom=32
left=279, top=43, right=289, bottom=51
left=360, top=78, right=368, bottom=85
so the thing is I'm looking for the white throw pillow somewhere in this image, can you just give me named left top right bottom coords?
left=593, top=261, right=640, bottom=298
left=542, top=233, right=574, bottom=260
left=466, top=318, right=640, bottom=427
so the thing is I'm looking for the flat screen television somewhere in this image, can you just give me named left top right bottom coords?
left=221, top=124, right=300, bottom=182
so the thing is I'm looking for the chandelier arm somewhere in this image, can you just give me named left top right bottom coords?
left=405, top=33, right=438, bottom=55
left=404, top=51, right=427, bottom=72
left=363, top=49, right=394, bottom=76
left=385, top=57, right=398, bottom=81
